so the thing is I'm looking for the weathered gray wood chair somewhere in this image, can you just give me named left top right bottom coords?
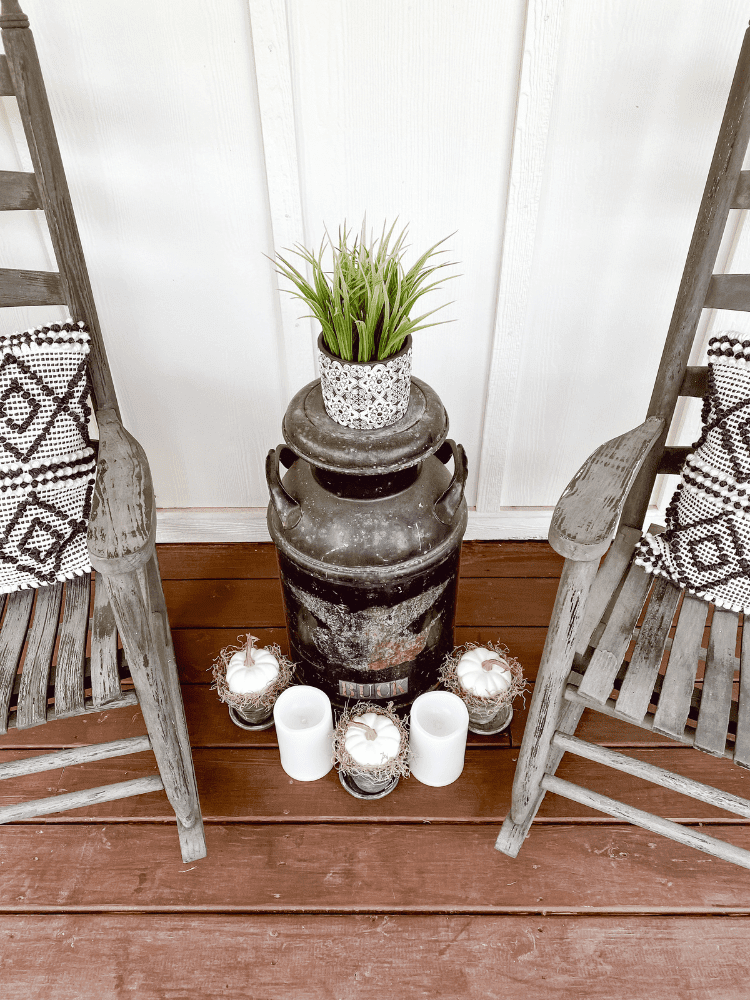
left=497, top=23, right=750, bottom=869
left=0, top=1, right=205, bottom=862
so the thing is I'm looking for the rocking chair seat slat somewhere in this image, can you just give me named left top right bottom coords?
left=574, top=525, right=641, bottom=658
left=614, top=576, right=681, bottom=722
left=694, top=608, right=739, bottom=756
left=0, top=589, right=33, bottom=734
left=15, top=581, right=63, bottom=729
left=735, top=626, right=750, bottom=768
left=577, top=562, right=652, bottom=704
left=90, top=575, right=122, bottom=707
left=54, top=573, right=90, bottom=718
left=652, top=593, right=708, bottom=740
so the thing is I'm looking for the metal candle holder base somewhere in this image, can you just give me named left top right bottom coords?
left=467, top=702, right=513, bottom=736
left=228, top=703, right=275, bottom=731
left=339, top=770, right=400, bottom=799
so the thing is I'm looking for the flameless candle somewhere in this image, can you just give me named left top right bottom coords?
left=408, top=691, right=469, bottom=787
left=273, top=685, right=333, bottom=781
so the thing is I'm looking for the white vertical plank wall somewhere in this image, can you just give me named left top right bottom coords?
left=0, top=0, right=748, bottom=541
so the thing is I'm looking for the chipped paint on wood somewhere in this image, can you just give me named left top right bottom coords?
left=549, top=416, right=664, bottom=561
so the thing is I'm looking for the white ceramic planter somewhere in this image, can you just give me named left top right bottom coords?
left=318, top=334, right=412, bottom=429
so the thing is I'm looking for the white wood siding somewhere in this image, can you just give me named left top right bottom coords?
left=1, top=0, right=748, bottom=540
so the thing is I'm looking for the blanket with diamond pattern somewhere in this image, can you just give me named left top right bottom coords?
left=636, top=332, right=750, bottom=612
left=0, top=321, right=95, bottom=593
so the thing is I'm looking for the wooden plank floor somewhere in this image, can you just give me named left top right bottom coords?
left=1, top=541, right=749, bottom=999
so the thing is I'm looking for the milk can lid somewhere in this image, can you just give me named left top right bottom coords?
left=282, top=377, right=449, bottom=474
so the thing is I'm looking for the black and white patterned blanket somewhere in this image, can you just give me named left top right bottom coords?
left=636, top=332, right=750, bottom=612
left=0, top=321, right=95, bottom=593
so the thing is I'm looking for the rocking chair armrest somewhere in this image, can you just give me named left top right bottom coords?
left=548, top=416, right=665, bottom=562
left=87, top=408, right=156, bottom=575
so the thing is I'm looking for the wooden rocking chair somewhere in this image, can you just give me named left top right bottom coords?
left=0, top=1, right=206, bottom=862
left=497, top=22, right=750, bottom=869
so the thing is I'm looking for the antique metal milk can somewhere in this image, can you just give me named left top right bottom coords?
left=266, top=377, right=468, bottom=712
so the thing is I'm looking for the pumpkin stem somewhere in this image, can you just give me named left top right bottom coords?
left=245, top=635, right=260, bottom=667
left=481, top=657, right=505, bottom=673
left=348, top=720, right=378, bottom=741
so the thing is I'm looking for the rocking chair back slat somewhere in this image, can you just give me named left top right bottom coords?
left=614, top=577, right=681, bottom=723
left=0, top=267, right=64, bottom=307
left=678, top=366, right=709, bottom=398
left=658, top=446, right=693, bottom=475
left=704, top=273, right=750, bottom=311
left=15, top=580, right=62, bottom=729
left=733, top=169, right=750, bottom=208
left=694, top=608, right=739, bottom=756
left=0, top=170, right=40, bottom=210
left=652, top=593, right=708, bottom=741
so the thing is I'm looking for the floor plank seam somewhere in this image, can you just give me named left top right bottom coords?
left=1, top=905, right=749, bottom=917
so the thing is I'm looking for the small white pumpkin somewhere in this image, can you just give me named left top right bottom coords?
left=225, top=635, right=280, bottom=694
left=456, top=647, right=513, bottom=697
left=344, top=712, right=401, bottom=767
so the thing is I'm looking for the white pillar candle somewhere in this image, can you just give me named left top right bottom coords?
left=409, top=691, right=469, bottom=787
left=273, top=685, right=333, bottom=781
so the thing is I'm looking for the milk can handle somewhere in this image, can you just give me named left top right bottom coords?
left=433, top=439, right=468, bottom=526
left=266, top=445, right=302, bottom=529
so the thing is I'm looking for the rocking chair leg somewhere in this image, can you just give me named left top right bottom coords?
left=176, top=814, right=207, bottom=862
left=496, top=698, right=585, bottom=855
left=145, top=552, right=207, bottom=863
left=497, top=558, right=597, bottom=853
left=102, top=565, right=207, bottom=863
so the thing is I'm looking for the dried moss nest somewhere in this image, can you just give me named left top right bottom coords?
left=333, top=701, right=410, bottom=785
left=439, top=640, right=526, bottom=714
left=211, top=639, right=296, bottom=712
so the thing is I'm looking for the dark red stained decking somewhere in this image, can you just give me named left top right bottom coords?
left=0, top=541, right=748, bottom=1000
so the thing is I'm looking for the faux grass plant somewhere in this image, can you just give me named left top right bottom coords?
left=273, top=221, right=454, bottom=362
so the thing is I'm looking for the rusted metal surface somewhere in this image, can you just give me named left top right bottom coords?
left=268, top=378, right=467, bottom=711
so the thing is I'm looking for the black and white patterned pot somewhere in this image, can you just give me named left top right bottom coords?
left=318, top=334, right=412, bottom=430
